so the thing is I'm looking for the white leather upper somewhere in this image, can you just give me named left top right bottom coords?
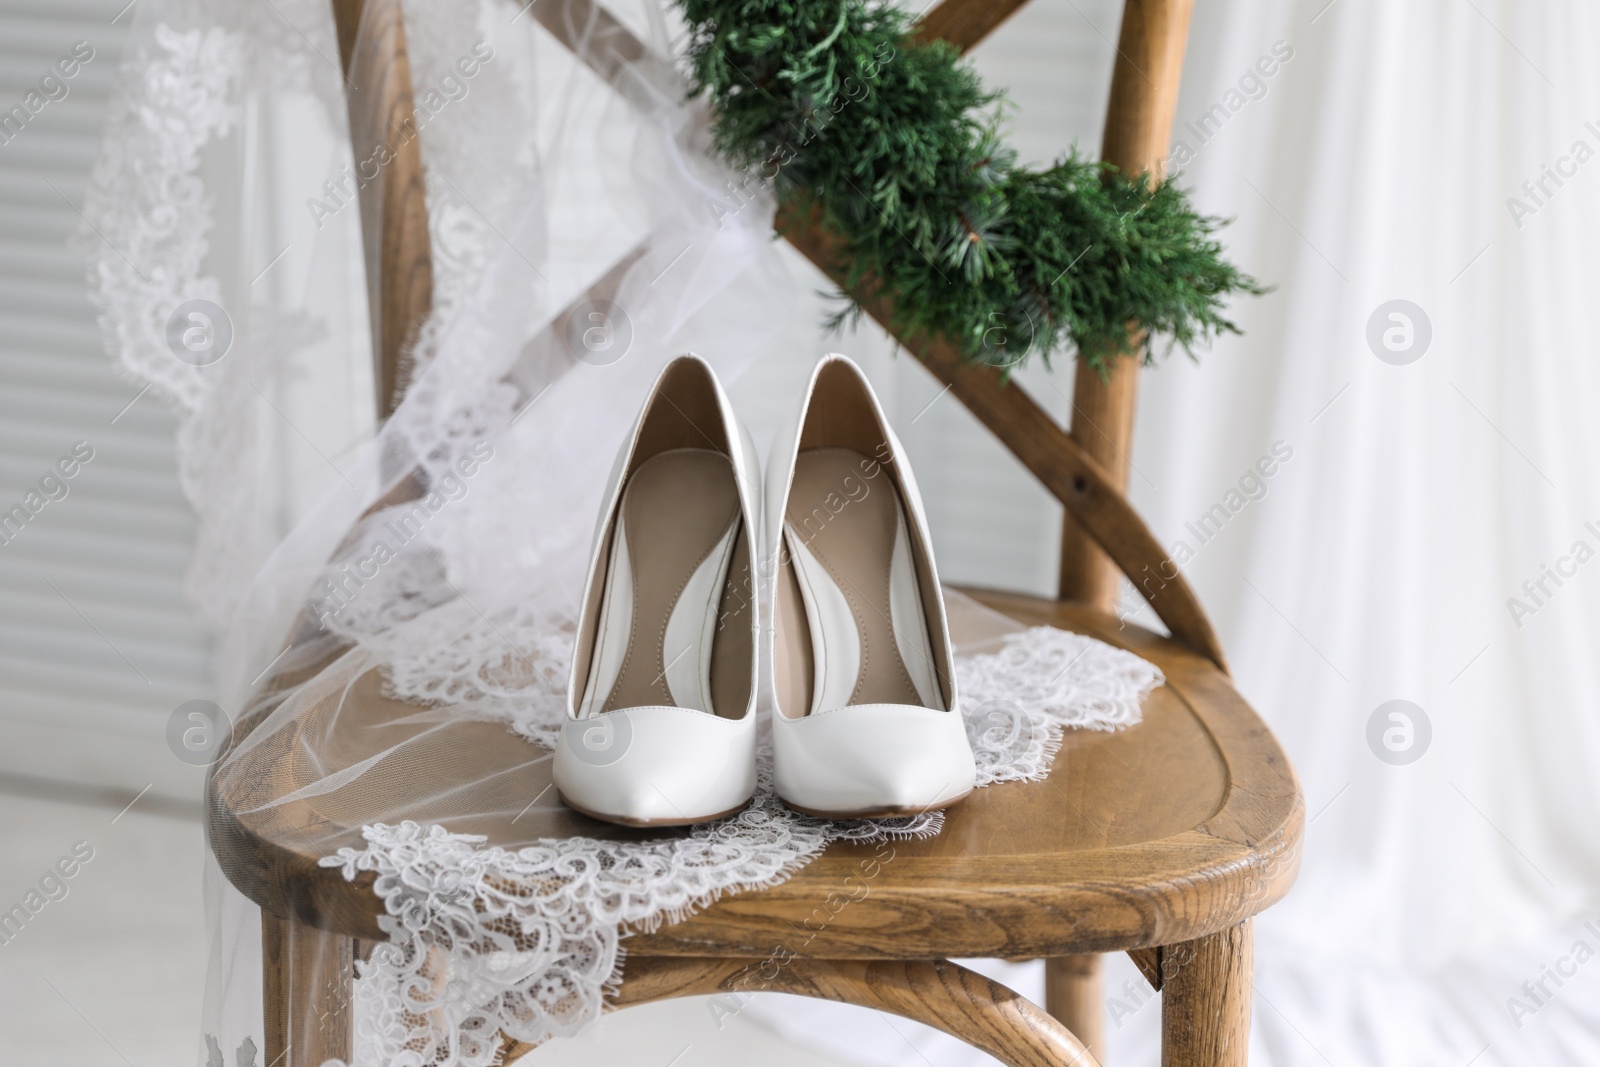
left=577, top=514, right=635, bottom=720
left=553, top=705, right=757, bottom=823
left=770, top=702, right=973, bottom=813
left=886, top=506, right=942, bottom=710
left=763, top=355, right=976, bottom=814
left=565, top=353, right=762, bottom=719
left=556, top=354, right=761, bottom=824
left=763, top=355, right=959, bottom=716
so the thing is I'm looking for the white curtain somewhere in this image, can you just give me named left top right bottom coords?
left=749, top=1, right=1600, bottom=1064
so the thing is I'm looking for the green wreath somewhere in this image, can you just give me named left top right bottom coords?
left=677, top=0, right=1262, bottom=371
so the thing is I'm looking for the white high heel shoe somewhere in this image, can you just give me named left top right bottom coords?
left=765, top=355, right=976, bottom=818
left=554, top=355, right=761, bottom=826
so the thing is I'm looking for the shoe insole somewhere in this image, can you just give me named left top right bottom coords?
left=781, top=447, right=942, bottom=716
left=580, top=448, right=743, bottom=718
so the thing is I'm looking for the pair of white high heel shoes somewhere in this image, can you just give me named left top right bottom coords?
left=552, top=354, right=978, bottom=826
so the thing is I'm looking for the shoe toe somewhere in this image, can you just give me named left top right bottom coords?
left=553, top=706, right=756, bottom=826
left=773, top=703, right=976, bottom=816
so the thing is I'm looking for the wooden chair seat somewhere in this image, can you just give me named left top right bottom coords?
left=211, top=592, right=1298, bottom=958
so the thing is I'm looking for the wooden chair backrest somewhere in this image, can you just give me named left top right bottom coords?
left=327, top=0, right=1226, bottom=670
left=331, top=0, right=434, bottom=418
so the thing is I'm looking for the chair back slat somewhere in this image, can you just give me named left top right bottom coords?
left=331, top=0, right=434, bottom=421
left=913, top=0, right=1034, bottom=51
left=1059, top=0, right=1194, bottom=608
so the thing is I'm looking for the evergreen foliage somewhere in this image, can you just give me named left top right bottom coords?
left=678, top=0, right=1263, bottom=370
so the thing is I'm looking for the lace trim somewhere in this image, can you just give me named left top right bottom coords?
left=960, top=626, right=1162, bottom=785
left=81, top=23, right=243, bottom=414
left=80, top=5, right=345, bottom=624
left=323, top=765, right=940, bottom=1066
left=321, top=626, right=1160, bottom=1067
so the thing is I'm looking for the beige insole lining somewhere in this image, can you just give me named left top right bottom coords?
left=595, top=448, right=747, bottom=717
left=777, top=447, right=929, bottom=715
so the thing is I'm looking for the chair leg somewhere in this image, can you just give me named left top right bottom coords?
left=261, top=910, right=355, bottom=1067
left=1159, top=921, right=1253, bottom=1067
left=1045, top=954, right=1105, bottom=1063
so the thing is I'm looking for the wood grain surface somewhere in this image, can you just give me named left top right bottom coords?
left=914, top=0, right=1036, bottom=52
left=331, top=0, right=434, bottom=421
left=262, top=909, right=355, bottom=1067
left=1161, top=921, right=1254, bottom=1066
left=1046, top=953, right=1107, bottom=1063
left=1060, top=0, right=1197, bottom=610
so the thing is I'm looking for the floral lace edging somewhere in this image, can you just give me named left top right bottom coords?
left=961, top=625, right=1163, bottom=785
left=320, top=773, right=940, bottom=1066
left=318, top=625, right=1160, bottom=1067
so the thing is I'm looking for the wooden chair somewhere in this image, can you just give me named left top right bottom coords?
left=211, top=0, right=1303, bottom=1063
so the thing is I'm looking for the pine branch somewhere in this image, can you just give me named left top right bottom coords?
left=676, top=0, right=1264, bottom=370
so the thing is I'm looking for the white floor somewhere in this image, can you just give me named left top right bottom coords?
left=528, top=996, right=848, bottom=1067
left=0, top=791, right=854, bottom=1066
left=0, top=793, right=206, bottom=1065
